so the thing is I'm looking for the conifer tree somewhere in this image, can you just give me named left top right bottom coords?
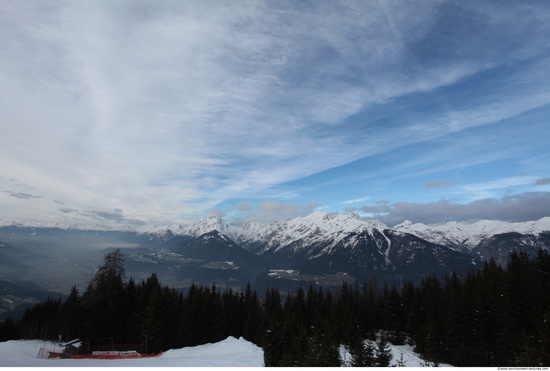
left=59, top=286, right=82, bottom=341
left=220, top=288, right=241, bottom=339
left=350, top=336, right=375, bottom=367
left=375, top=331, right=393, bottom=367
left=81, top=249, right=127, bottom=344
left=139, top=274, right=162, bottom=352
left=180, top=283, right=206, bottom=346
left=302, top=330, right=341, bottom=366
left=517, top=329, right=538, bottom=366
left=262, top=288, right=284, bottom=367
left=536, top=307, right=550, bottom=366
left=241, top=282, right=262, bottom=344
left=18, top=297, right=62, bottom=340
left=0, top=316, right=18, bottom=341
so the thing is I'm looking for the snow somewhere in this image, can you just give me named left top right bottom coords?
left=0, top=219, right=133, bottom=232
left=1, top=338, right=262, bottom=367
left=394, top=217, right=550, bottom=250
left=339, top=342, right=454, bottom=367
left=237, top=211, right=390, bottom=256
left=182, top=216, right=239, bottom=241
left=0, top=337, right=264, bottom=367
left=387, top=343, right=453, bottom=367
left=0, top=337, right=454, bottom=367
left=10, top=212, right=549, bottom=256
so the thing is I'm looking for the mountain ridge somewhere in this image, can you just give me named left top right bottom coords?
left=139, top=212, right=550, bottom=257
left=4, top=213, right=550, bottom=242
left=2, top=212, right=549, bottom=292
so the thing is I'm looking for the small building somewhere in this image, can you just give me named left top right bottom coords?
left=58, top=338, right=82, bottom=358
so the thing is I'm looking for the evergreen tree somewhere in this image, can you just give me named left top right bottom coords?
left=336, top=281, right=360, bottom=347
left=204, top=283, right=223, bottom=344
left=59, top=286, right=82, bottom=341
left=240, top=282, right=262, bottom=345
left=180, top=283, right=207, bottom=346
left=350, top=337, right=375, bottom=367
left=262, top=288, right=284, bottom=367
left=139, top=274, right=162, bottom=352
left=119, top=277, right=140, bottom=344
left=517, top=328, right=538, bottom=366
left=359, top=278, right=379, bottom=339
left=220, top=288, right=241, bottom=339
left=9, top=243, right=550, bottom=367
left=0, top=316, right=18, bottom=341
left=375, top=332, right=393, bottom=367
left=536, top=307, right=550, bottom=366
left=18, top=297, right=62, bottom=340
left=157, top=286, right=185, bottom=351
left=81, top=249, right=127, bottom=344
left=302, top=330, right=341, bottom=366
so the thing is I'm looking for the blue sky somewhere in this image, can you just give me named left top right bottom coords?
left=1, top=0, right=549, bottom=228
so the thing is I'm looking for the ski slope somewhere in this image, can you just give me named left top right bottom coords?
left=0, top=336, right=452, bottom=367
left=0, top=337, right=264, bottom=367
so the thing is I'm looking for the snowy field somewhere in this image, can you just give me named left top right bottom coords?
left=0, top=337, right=264, bottom=367
left=340, top=343, right=453, bottom=368
left=0, top=336, right=452, bottom=367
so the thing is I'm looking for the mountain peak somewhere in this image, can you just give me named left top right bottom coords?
left=393, top=216, right=550, bottom=250
left=394, top=220, right=413, bottom=228
left=183, top=216, right=237, bottom=240
left=348, top=212, right=362, bottom=220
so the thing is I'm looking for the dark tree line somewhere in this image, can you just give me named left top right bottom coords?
left=1, top=248, right=549, bottom=366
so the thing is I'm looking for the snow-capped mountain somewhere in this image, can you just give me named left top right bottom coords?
left=2, top=212, right=549, bottom=292
left=0, top=220, right=101, bottom=231
left=232, top=211, right=479, bottom=285
left=472, top=230, right=550, bottom=265
left=142, top=216, right=238, bottom=242
left=140, top=212, right=550, bottom=273
left=236, top=211, right=389, bottom=255
left=393, top=217, right=550, bottom=252
left=183, top=216, right=238, bottom=241
left=131, top=211, right=484, bottom=285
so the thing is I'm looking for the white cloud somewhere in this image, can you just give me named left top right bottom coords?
left=207, top=208, right=226, bottom=218
left=232, top=202, right=252, bottom=211
left=230, top=200, right=323, bottom=225
left=341, top=196, right=371, bottom=205
left=459, top=176, right=539, bottom=201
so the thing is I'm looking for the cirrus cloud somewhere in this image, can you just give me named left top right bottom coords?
left=1, top=1, right=549, bottom=228
left=424, top=180, right=451, bottom=189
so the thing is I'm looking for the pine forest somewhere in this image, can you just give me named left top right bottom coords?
left=1, top=248, right=549, bottom=367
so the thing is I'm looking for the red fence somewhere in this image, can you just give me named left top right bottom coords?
left=79, top=343, right=144, bottom=354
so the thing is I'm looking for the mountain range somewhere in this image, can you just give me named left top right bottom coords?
left=143, top=211, right=550, bottom=282
left=1, top=211, right=549, bottom=309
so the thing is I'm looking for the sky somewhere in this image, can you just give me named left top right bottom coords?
left=1, top=0, right=550, bottom=229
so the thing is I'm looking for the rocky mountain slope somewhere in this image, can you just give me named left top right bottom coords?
left=393, top=217, right=550, bottom=251
left=1, top=212, right=549, bottom=296
left=140, top=211, right=550, bottom=287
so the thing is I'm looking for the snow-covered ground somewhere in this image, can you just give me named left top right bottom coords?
left=340, top=343, right=453, bottom=367
left=0, top=337, right=264, bottom=367
left=0, top=337, right=452, bottom=367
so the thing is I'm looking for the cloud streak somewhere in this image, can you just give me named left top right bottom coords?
left=354, top=192, right=550, bottom=226
left=230, top=200, right=323, bottom=225
left=424, top=181, right=451, bottom=189
left=4, top=191, right=41, bottom=200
